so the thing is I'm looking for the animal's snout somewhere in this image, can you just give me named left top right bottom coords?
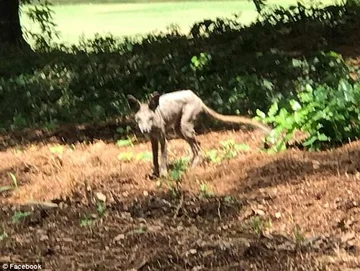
left=139, top=124, right=151, bottom=134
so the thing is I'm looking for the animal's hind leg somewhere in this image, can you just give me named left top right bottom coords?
left=179, top=107, right=203, bottom=168
left=189, top=138, right=202, bottom=168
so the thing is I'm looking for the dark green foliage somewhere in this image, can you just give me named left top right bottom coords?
left=1, top=1, right=360, bottom=151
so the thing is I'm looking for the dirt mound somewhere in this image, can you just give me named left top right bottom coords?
left=1, top=129, right=360, bottom=270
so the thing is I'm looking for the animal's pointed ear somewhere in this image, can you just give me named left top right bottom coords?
left=127, top=94, right=141, bottom=112
left=148, top=91, right=161, bottom=111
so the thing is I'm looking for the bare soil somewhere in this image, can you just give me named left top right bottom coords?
left=0, top=126, right=360, bottom=271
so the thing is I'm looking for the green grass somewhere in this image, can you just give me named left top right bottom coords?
left=20, top=0, right=336, bottom=45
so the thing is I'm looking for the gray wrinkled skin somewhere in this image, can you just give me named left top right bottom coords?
left=127, top=90, right=203, bottom=177
left=127, top=90, right=270, bottom=178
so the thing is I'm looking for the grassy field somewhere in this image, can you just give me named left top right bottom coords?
left=20, top=0, right=336, bottom=46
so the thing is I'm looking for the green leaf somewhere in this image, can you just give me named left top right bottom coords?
left=191, top=56, right=199, bottom=67
left=116, top=139, right=133, bottom=147
left=235, top=144, right=250, bottom=152
left=305, top=84, right=313, bottom=93
left=274, top=137, right=287, bottom=152
left=317, top=133, right=329, bottom=141
left=292, top=59, right=303, bottom=67
left=268, top=102, right=279, bottom=117
left=0, top=232, right=8, bottom=241
left=262, top=79, right=273, bottom=90
left=289, top=99, right=301, bottom=111
left=277, top=108, right=289, bottom=121
left=256, top=109, right=266, bottom=119
left=170, top=170, right=181, bottom=181
left=135, top=151, right=152, bottom=161
left=303, top=136, right=317, bottom=147
left=293, top=111, right=303, bottom=124
left=327, top=51, right=340, bottom=58
left=49, top=145, right=64, bottom=154
left=284, top=116, right=295, bottom=129
left=8, top=172, right=18, bottom=188
left=0, top=186, right=14, bottom=193
left=117, top=152, right=133, bottom=161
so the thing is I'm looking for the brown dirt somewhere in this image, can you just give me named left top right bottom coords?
left=1, top=127, right=360, bottom=271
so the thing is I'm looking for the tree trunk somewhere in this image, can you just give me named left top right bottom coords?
left=0, top=0, right=32, bottom=52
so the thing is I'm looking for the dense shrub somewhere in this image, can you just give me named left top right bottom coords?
left=256, top=51, right=360, bottom=151
left=1, top=44, right=355, bottom=130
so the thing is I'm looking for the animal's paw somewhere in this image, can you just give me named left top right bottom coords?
left=147, top=170, right=159, bottom=180
left=159, top=169, right=168, bottom=177
left=191, top=156, right=203, bottom=168
left=146, top=168, right=167, bottom=180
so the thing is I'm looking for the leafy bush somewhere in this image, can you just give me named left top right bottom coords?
left=256, top=52, right=360, bottom=151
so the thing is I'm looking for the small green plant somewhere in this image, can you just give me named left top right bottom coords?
left=224, top=195, right=234, bottom=203
left=293, top=224, right=305, bottom=244
left=169, top=157, right=190, bottom=181
left=256, top=101, right=299, bottom=153
left=9, top=172, right=18, bottom=188
left=220, top=139, right=250, bottom=160
left=49, top=145, right=64, bottom=155
left=0, top=172, right=19, bottom=193
left=247, top=216, right=272, bottom=236
left=205, top=149, right=222, bottom=164
left=135, top=151, right=153, bottom=161
left=157, top=157, right=189, bottom=197
left=117, top=152, right=134, bottom=161
left=12, top=211, right=32, bottom=223
left=96, top=201, right=106, bottom=218
left=128, top=225, right=147, bottom=235
left=205, top=140, right=250, bottom=164
left=116, top=137, right=135, bottom=147
left=117, top=151, right=153, bottom=162
left=199, top=183, right=214, bottom=198
left=79, top=215, right=94, bottom=228
left=0, top=230, right=8, bottom=241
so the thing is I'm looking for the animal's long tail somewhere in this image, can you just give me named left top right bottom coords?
left=202, top=104, right=272, bottom=133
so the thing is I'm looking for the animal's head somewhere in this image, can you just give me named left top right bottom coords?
left=127, top=92, right=161, bottom=134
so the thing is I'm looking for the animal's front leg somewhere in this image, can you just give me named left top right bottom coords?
left=159, top=135, right=168, bottom=177
left=150, top=137, right=159, bottom=177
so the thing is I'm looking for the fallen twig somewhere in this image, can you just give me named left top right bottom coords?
left=217, top=199, right=222, bottom=220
